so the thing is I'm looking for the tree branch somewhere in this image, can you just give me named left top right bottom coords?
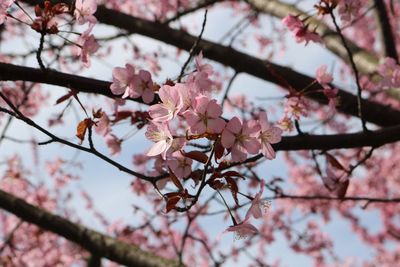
left=372, top=0, right=399, bottom=62
left=0, top=189, right=182, bottom=267
left=246, top=0, right=379, bottom=74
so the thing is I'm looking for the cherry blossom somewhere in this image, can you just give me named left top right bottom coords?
left=74, top=0, right=97, bottom=25
left=95, top=112, right=111, bottom=136
left=257, top=111, right=282, bottom=160
left=316, top=65, right=333, bottom=87
left=149, top=85, right=183, bottom=122
left=323, top=88, right=339, bottom=114
left=167, top=152, right=193, bottom=178
left=110, top=64, right=135, bottom=97
left=221, top=117, right=260, bottom=162
left=145, top=122, right=173, bottom=159
left=338, top=0, right=362, bottom=23
left=226, top=221, right=259, bottom=239
left=282, top=15, right=321, bottom=45
left=73, top=29, right=99, bottom=68
left=130, top=70, right=155, bottom=104
left=183, top=95, right=226, bottom=134
left=377, top=57, right=400, bottom=88
left=105, top=134, right=122, bottom=155
left=244, top=180, right=271, bottom=220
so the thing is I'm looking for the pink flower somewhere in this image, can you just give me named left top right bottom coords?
left=316, top=65, right=333, bottom=86
left=226, top=221, right=258, bottom=239
left=377, top=57, right=400, bottom=88
left=282, top=15, right=321, bottom=45
left=245, top=180, right=271, bottom=220
left=183, top=95, right=226, bottom=134
left=221, top=117, right=260, bottom=162
left=282, top=15, right=303, bottom=31
left=130, top=70, right=155, bottom=104
left=0, top=0, right=14, bottom=25
left=145, top=122, right=173, bottom=159
left=279, top=116, right=294, bottom=132
left=284, top=96, right=308, bottom=120
left=105, top=134, right=121, bottom=155
left=95, top=112, right=110, bottom=136
left=149, top=85, right=183, bottom=122
left=110, top=64, right=135, bottom=97
left=338, top=0, right=361, bottom=23
left=73, top=30, right=99, bottom=68
left=258, top=111, right=282, bottom=160
left=74, top=0, right=97, bottom=25
left=185, top=52, right=214, bottom=93
left=323, top=88, right=338, bottom=114
left=167, top=152, right=192, bottom=178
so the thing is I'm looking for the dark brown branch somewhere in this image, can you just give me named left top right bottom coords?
left=265, top=194, right=400, bottom=203
left=0, top=189, right=181, bottom=267
left=1, top=61, right=400, bottom=129
left=372, top=0, right=399, bottom=62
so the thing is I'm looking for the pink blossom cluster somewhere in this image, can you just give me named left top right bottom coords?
left=110, top=63, right=156, bottom=103
left=282, top=15, right=322, bottom=45
left=109, top=54, right=283, bottom=229
left=72, top=0, right=99, bottom=68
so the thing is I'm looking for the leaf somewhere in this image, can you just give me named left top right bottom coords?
left=168, top=168, right=184, bottom=191
left=183, top=151, right=208, bottom=164
left=209, top=179, right=224, bottom=190
left=225, top=177, right=239, bottom=205
left=165, top=193, right=181, bottom=213
left=113, top=111, right=132, bottom=123
left=337, top=180, right=349, bottom=199
left=76, top=118, right=93, bottom=144
left=55, top=89, right=78, bottom=105
left=222, top=171, right=244, bottom=179
left=214, top=139, right=224, bottom=161
left=325, top=153, right=346, bottom=171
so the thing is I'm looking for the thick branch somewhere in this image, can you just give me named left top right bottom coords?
left=0, top=189, right=181, bottom=267
left=274, top=124, right=400, bottom=151
left=372, top=0, right=399, bottom=62
left=2, top=63, right=400, bottom=129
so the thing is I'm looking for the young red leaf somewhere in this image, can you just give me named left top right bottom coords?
left=55, top=89, right=78, bottom=105
left=214, top=139, right=224, bottom=161
left=113, top=111, right=133, bottom=123
left=222, top=171, right=244, bottom=179
left=337, top=180, right=349, bottom=199
left=183, top=151, right=208, bottom=164
left=326, top=153, right=346, bottom=171
left=225, top=177, right=239, bottom=205
left=165, top=194, right=181, bottom=213
left=168, top=168, right=184, bottom=191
